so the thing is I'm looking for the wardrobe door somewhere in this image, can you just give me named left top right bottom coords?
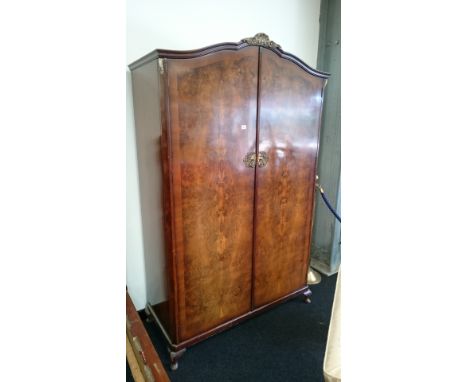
left=253, top=47, right=325, bottom=307
left=165, top=47, right=258, bottom=340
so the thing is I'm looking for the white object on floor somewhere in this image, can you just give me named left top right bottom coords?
left=323, top=269, right=341, bottom=382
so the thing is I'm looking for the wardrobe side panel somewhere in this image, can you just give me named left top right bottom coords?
left=131, top=61, right=170, bottom=322
left=253, top=47, right=326, bottom=307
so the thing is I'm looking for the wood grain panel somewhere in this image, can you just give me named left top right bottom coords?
left=166, top=47, right=259, bottom=340
left=253, top=47, right=326, bottom=307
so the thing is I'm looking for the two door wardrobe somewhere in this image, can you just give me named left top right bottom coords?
left=129, top=33, right=329, bottom=370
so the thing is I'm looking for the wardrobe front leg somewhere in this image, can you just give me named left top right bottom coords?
left=168, top=347, right=186, bottom=371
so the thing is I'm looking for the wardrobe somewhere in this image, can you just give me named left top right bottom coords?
left=129, top=33, right=329, bottom=370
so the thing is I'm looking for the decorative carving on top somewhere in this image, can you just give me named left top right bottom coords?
left=241, top=33, right=281, bottom=49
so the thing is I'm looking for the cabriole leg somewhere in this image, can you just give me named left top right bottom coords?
left=168, top=348, right=186, bottom=371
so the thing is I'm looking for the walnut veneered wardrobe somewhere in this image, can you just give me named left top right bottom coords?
left=129, top=33, right=329, bottom=370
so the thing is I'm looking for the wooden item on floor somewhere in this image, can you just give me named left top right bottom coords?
left=129, top=33, right=329, bottom=370
left=127, top=335, right=146, bottom=382
left=126, top=291, right=170, bottom=381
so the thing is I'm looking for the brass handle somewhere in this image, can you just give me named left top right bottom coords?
left=257, top=151, right=268, bottom=168
left=243, top=151, right=268, bottom=168
left=243, top=152, right=256, bottom=168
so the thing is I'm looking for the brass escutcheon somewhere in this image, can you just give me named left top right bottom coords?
left=257, top=151, right=268, bottom=168
left=243, top=151, right=269, bottom=168
left=243, top=152, right=256, bottom=168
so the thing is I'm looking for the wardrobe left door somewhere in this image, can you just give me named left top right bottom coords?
left=165, top=47, right=259, bottom=341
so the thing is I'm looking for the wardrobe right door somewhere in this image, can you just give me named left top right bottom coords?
left=253, top=47, right=326, bottom=307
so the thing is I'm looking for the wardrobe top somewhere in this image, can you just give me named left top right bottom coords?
left=128, top=33, right=330, bottom=79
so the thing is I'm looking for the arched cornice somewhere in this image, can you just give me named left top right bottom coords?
left=129, top=33, right=330, bottom=79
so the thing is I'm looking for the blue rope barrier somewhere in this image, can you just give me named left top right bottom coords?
left=316, top=181, right=341, bottom=223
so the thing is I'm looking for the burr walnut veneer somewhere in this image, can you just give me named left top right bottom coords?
left=129, top=34, right=329, bottom=370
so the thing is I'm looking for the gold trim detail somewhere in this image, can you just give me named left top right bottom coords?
left=243, top=152, right=257, bottom=168
left=257, top=151, right=268, bottom=168
left=241, top=33, right=281, bottom=49
left=158, top=58, right=165, bottom=75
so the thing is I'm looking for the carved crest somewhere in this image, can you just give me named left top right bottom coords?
left=241, top=33, right=281, bottom=49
